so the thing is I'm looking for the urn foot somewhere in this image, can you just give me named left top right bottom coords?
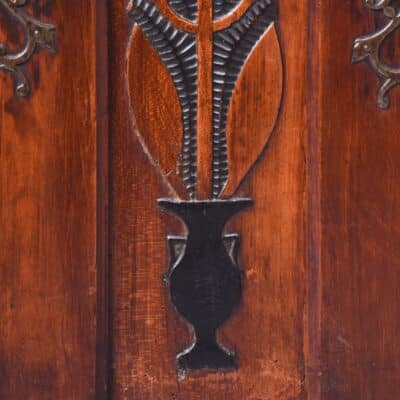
left=178, top=338, right=235, bottom=371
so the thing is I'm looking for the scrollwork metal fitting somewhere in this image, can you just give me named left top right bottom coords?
left=0, top=0, right=56, bottom=98
left=352, top=0, right=400, bottom=109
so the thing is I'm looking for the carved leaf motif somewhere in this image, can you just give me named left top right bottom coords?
left=213, top=0, right=241, bottom=19
left=128, top=27, right=189, bottom=199
left=212, top=0, right=278, bottom=198
left=222, top=24, right=283, bottom=197
left=129, top=0, right=198, bottom=198
left=166, top=0, right=241, bottom=22
left=167, top=0, right=197, bottom=21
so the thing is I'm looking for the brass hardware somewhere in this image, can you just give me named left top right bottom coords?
left=352, top=0, right=400, bottom=109
left=0, top=0, right=56, bottom=98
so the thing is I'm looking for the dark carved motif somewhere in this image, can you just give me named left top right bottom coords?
left=128, top=0, right=281, bottom=374
left=213, top=0, right=241, bottom=19
left=167, top=0, right=241, bottom=22
left=167, top=0, right=197, bottom=21
left=130, top=0, right=198, bottom=198
left=0, top=0, right=56, bottom=97
left=159, top=198, right=252, bottom=371
left=352, top=0, right=400, bottom=109
left=212, top=0, right=277, bottom=197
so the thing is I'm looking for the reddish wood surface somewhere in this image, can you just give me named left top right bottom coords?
left=128, top=28, right=188, bottom=199
left=110, top=0, right=307, bottom=398
left=196, top=0, right=214, bottom=198
left=312, top=2, right=400, bottom=399
left=95, top=1, right=110, bottom=398
left=2, top=1, right=400, bottom=399
left=0, top=1, right=103, bottom=399
left=223, top=24, right=283, bottom=198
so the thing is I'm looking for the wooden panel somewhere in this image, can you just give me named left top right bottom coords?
left=127, top=27, right=189, bottom=199
left=311, top=1, right=400, bottom=398
left=0, top=1, right=103, bottom=398
left=223, top=24, right=283, bottom=198
left=109, top=0, right=307, bottom=399
left=6, top=1, right=400, bottom=399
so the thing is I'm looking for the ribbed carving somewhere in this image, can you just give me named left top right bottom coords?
left=166, top=0, right=241, bottom=22
left=129, top=0, right=198, bottom=198
left=211, top=0, right=277, bottom=198
left=167, top=0, right=197, bottom=21
left=213, top=0, right=241, bottom=19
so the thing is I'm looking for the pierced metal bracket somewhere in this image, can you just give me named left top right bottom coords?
left=0, top=0, right=56, bottom=98
left=352, top=0, right=400, bottom=109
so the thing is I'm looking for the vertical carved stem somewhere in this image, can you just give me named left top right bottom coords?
left=196, top=0, right=213, bottom=198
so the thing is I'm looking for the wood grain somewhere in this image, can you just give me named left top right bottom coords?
left=95, top=0, right=110, bottom=398
left=312, top=1, right=400, bottom=399
left=223, top=24, right=283, bottom=198
left=128, top=27, right=188, bottom=199
left=0, top=1, right=100, bottom=398
left=196, top=0, right=213, bottom=198
left=110, top=0, right=307, bottom=398
left=4, top=1, right=400, bottom=399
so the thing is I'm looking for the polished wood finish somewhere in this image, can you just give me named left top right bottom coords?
left=0, top=1, right=105, bottom=398
left=312, top=2, right=400, bottom=399
left=223, top=24, right=282, bottom=198
left=111, top=0, right=306, bottom=398
left=2, top=0, right=400, bottom=399
left=128, top=28, right=188, bottom=199
left=196, top=0, right=213, bottom=198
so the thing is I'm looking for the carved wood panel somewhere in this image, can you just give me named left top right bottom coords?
left=110, top=0, right=306, bottom=397
left=128, top=0, right=283, bottom=375
left=3, top=1, right=400, bottom=399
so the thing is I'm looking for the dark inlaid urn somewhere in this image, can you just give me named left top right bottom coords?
left=158, top=198, right=253, bottom=372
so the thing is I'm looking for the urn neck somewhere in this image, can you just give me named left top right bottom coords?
left=158, top=198, right=253, bottom=239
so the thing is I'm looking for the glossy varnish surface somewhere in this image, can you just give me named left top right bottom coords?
left=0, top=1, right=102, bottom=398
left=110, top=0, right=306, bottom=398
left=2, top=1, right=400, bottom=399
left=314, top=1, right=400, bottom=398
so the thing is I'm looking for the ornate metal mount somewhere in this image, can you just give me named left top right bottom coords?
left=0, top=0, right=56, bottom=97
left=352, top=0, right=400, bottom=109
